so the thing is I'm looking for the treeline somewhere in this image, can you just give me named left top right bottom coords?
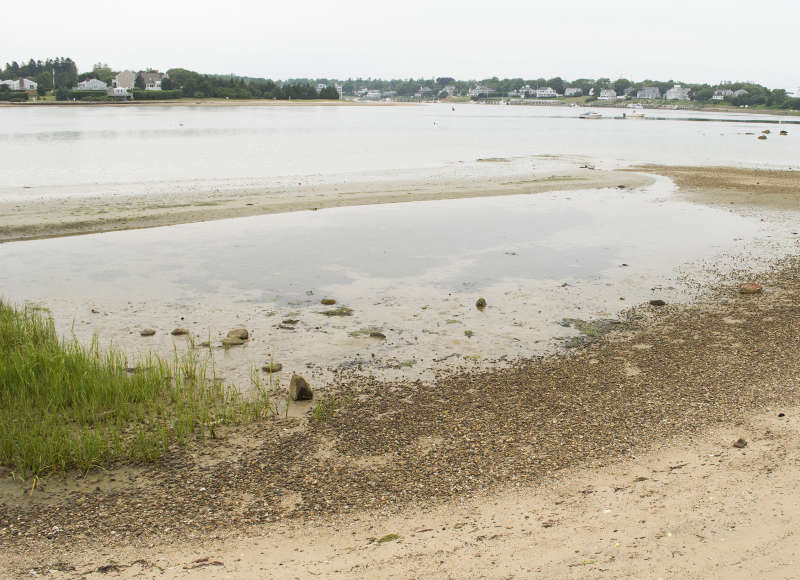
left=1, top=57, right=78, bottom=93
left=164, top=69, right=338, bottom=99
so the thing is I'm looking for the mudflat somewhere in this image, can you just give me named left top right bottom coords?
left=1, top=167, right=799, bottom=577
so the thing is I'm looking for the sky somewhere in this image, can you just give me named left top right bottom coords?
left=2, top=0, right=797, bottom=89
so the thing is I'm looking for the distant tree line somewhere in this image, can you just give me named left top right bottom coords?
left=3, top=57, right=798, bottom=109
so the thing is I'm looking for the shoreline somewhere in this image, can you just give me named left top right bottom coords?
left=3, top=253, right=800, bottom=575
left=2, top=165, right=800, bottom=576
left=0, top=167, right=652, bottom=243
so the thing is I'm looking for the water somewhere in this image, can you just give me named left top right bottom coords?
left=0, top=104, right=797, bottom=201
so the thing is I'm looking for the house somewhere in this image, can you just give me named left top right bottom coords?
left=564, top=87, right=582, bottom=97
left=442, top=84, right=456, bottom=96
left=142, top=72, right=165, bottom=90
left=335, top=84, right=343, bottom=97
left=1, top=78, right=38, bottom=91
left=415, top=86, right=433, bottom=98
left=364, top=90, right=383, bottom=100
left=468, top=85, right=493, bottom=98
left=637, top=87, right=660, bottom=99
left=75, top=78, right=108, bottom=91
left=113, top=71, right=136, bottom=89
left=107, top=86, right=131, bottom=98
left=535, top=86, right=558, bottom=98
left=712, top=89, right=734, bottom=101
left=664, top=84, right=691, bottom=100
left=598, top=89, right=617, bottom=100
left=623, top=87, right=637, bottom=97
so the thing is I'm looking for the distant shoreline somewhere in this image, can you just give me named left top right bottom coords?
left=0, top=98, right=411, bottom=108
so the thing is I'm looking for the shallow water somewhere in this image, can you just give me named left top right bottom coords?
left=1, top=180, right=797, bottom=388
left=0, top=104, right=797, bottom=202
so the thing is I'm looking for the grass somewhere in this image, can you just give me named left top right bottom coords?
left=0, top=300, right=272, bottom=478
left=311, top=396, right=338, bottom=422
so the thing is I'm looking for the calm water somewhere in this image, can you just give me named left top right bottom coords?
left=0, top=104, right=797, bottom=201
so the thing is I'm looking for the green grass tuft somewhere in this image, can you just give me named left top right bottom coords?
left=0, top=301, right=272, bottom=477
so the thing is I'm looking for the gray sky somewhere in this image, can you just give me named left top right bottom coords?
left=2, top=0, right=797, bottom=89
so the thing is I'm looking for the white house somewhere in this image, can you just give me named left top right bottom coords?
left=564, top=87, right=582, bottom=97
left=75, top=78, right=108, bottom=91
left=598, top=89, right=617, bottom=100
left=1, top=78, right=38, bottom=91
left=364, top=90, right=383, bottom=100
left=468, top=85, right=493, bottom=98
left=665, top=84, right=691, bottom=100
left=415, top=86, right=433, bottom=98
left=442, top=84, right=456, bottom=96
left=535, top=86, right=558, bottom=98
left=712, top=89, right=734, bottom=101
left=107, top=87, right=131, bottom=98
left=637, top=87, right=660, bottom=99
left=142, top=72, right=165, bottom=90
left=113, top=70, right=136, bottom=89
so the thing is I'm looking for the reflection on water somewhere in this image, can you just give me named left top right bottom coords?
left=0, top=104, right=797, bottom=200
left=0, top=186, right=769, bottom=305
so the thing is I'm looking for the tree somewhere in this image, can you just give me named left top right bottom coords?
left=161, top=77, right=174, bottom=90
left=134, top=73, right=145, bottom=90
left=613, top=78, right=632, bottom=95
left=92, top=62, right=115, bottom=84
left=319, top=85, right=339, bottom=99
left=547, top=77, right=566, bottom=94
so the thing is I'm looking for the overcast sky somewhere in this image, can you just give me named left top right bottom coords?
left=2, top=0, right=797, bottom=89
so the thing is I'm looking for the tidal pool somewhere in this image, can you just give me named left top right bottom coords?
left=0, top=180, right=796, bottom=388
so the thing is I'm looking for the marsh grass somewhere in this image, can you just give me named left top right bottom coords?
left=0, top=301, right=271, bottom=477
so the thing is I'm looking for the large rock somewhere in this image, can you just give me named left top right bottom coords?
left=171, top=328, right=189, bottom=336
left=262, top=362, right=283, bottom=373
left=289, top=373, right=313, bottom=401
left=227, top=327, right=249, bottom=340
left=739, top=283, right=763, bottom=294
left=221, top=337, right=245, bottom=347
left=140, top=328, right=156, bottom=336
left=475, top=298, right=487, bottom=310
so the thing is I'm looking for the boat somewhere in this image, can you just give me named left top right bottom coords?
left=627, top=110, right=646, bottom=118
left=579, top=111, right=602, bottom=119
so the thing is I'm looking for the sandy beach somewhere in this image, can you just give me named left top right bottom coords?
left=1, top=166, right=799, bottom=577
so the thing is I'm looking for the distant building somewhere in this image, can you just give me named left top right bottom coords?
left=415, top=86, right=433, bottom=98
left=75, top=78, right=108, bottom=91
left=1, top=78, right=38, bottom=91
left=142, top=72, right=165, bottom=91
left=564, top=87, right=582, bottom=97
left=107, top=87, right=131, bottom=98
left=665, top=84, right=691, bottom=100
left=468, top=85, right=493, bottom=98
left=334, top=84, right=343, bottom=97
left=623, top=87, right=637, bottom=97
left=637, top=87, right=661, bottom=99
left=732, top=89, right=749, bottom=97
left=113, top=70, right=136, bottom=89
left=712, top=89, right=734, bottom=101
left=535, top=86, right=558, bottom=98
left=364, top=90, right=383, bottom=100
left=598, top=89, right=617, bottom=101
left=442, top=84, right=456, bottom=96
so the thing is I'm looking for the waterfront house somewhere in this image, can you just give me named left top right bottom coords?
left=113, top=71, right=136, bottom=90
left=636, top=87, right=661, bottom=99
left=1, top=78, right=38, bottom=91
left=712, top=89, right=734, bottom=101
left=107, top=86, right=131, bottom=98
left=665, top=84, right=691, bottom=100
left=142, top=72, right=165, bottom=90
left=415, top=86, right=433, bottom=98
left=442, top=84, right=456, bottom=96
left=75, top=78, right=108, bottom=91
left=598, top=89, right=617, bottom=100
left=564, top=87, right=582, bottom=97
left=468, top=85, right=493, bottom=98
left=535, top=86, right=558, bottom=98
left=364, top=90, right=383, bottom=100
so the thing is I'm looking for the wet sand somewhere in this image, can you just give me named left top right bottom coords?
left=0, top=165, right=650, bottom=243
left=2, top=166, right=800, bottom=576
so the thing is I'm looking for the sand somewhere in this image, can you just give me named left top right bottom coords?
left=2, top=165, right=800, bottom=577
left=0, top=167, right=651, bottom=243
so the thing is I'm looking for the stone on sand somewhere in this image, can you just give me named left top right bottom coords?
left=289, top=374, right=313, bottom=401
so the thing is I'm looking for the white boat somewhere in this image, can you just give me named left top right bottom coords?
left=627, top=110, right=646, bottom=118
left=579, top=111, right=602, bottom=119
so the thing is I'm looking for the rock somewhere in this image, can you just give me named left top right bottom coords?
left=733, top=438, right=747, bottom=449
left=140, top=328, right=156, bottom=336
left=198, top=341, right=211, bottom=347
left=475, top=298, right=487, bottom=310
left=226, top=328, right=249, bottom=340
left=778, top=412, right=785, bottom=418
left=780, top=130, right=788, bottom=136
left=281, top=319, right=299, bottom=325
left=738, top=283, right=763, bottom=294
left=649, top=299, right=666, bottom=307
left=321, top=298, right=337, bottom=305
left=221, top=337, right=245, bottom=347
left=321, top=307, right=353, bottom=316
left=762, top=129, right=771, bottom=134
left=758, top=135, right=767, bottom=140
left=171, top=328, right=189, bottom=336
left=289, top=374, right=313, bottom=401
left=262, top=362, right=283, bottom=373
left=369, top=331, right=386, bottom=339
